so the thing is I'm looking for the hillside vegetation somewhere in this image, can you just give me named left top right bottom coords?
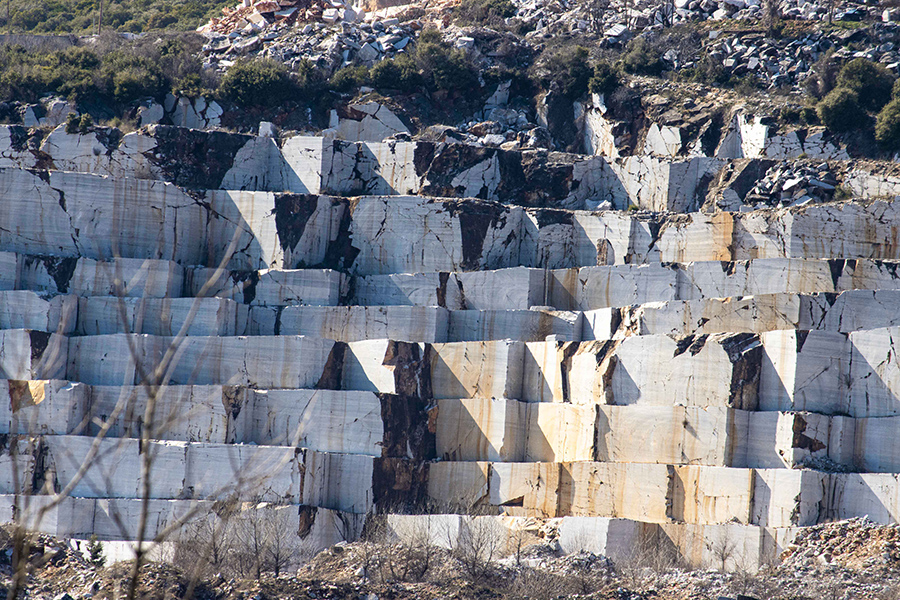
left=0, top=0, right=232, bottom=34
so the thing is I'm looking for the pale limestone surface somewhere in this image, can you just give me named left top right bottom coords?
left=435, top=398, right=527, bottom=462
left=270, top=305, right=449, bottom=341
left=301, top=449, right=374, bottom=513
left=77, top=297, right=248, bottom=336
left=0, top=292, right=77, bottom=334
left=489, top=462, right=560, bottom=517
left=334, top=102, right=410, bottom=142
left=45, top=436, right=188, bottom=498
left=596, top=406, right=742, bottom=466
left=18, top=257, right=184, bottom=298
left=0, top=169, right=207, bottom=263
left=430, top=340, right=524, bottom=399
left=187, top=268, right=346, bottom=306
left=185, top=443, right=302, bottom=502
left=66, top=334, right=334, bottom=387
left=565, top=462, right=670, bottom=522
left=249, top=389, right=383, bottom=455
left=88, top=385, right=237, bottom=443
left=524, top=402, right=595, bottom=462
left=0, top=330, right=68, bottom=380
left=426, top=462, right=489, bottom=508
left=0, top=380, right=87, bottom=435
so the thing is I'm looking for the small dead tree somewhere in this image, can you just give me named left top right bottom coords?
left=452, top=517, right=504, bottom=583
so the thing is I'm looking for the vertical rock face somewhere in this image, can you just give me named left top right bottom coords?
left=6, top=125, right=900, bottom=571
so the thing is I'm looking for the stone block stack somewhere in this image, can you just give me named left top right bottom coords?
left=3, top=124, right=900, bottom=570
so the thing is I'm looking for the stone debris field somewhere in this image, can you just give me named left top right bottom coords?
left=7, top=112, right=900, bottom=575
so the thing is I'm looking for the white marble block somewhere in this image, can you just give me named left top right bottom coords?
left=434, top=397, right=526, bottom=462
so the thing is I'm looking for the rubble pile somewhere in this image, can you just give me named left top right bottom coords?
left=689, top=24, right=900, bottom=90
left=743, top=161, right=838, bottom=208
left=199, top=0, right=423, bottom=74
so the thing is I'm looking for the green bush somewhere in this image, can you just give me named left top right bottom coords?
left=1, top=0, right=235, bottom=34
left=588, top=61, right=620, bottom=97
left=816, top=87, right=867, bottom=132
left=536, top=46, right=594, bottom=99
left=98, top=52, right=166, bottom=102
left=415, top=34, right=477, bottom=93
left=329, top=65, right=371, bottom=93
left=622, top=38, right=664, bottom=76
left=892, top=77, right=900, bottom=100
left=876, top=98, right=900, bottom=151
left=455, top=0, right=515, bottom=26
left=835, top=58, right=896, bottom=112
left=370, top=54, right=422, bottom=93
left=216, top=58, right=298, bottom=106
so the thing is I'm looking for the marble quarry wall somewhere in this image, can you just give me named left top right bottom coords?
left=5, top=124, right=900, bottom=570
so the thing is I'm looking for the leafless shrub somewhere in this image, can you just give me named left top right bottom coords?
left=450, top=517, right=504, bottom=582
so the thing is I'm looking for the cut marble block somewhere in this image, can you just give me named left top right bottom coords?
left=44, top=436, right=187, bottom=499
left=627, top=294, right=801, bottom=338
left=249, top=389, right=383, bottom=455
left=455, top=267, right=546, bottom=310
left=435, top=398, right=527, bottom=462
left=0, top=441, right=35, bottom=494
left=847, top=327, right=900, bottom=417
left=207, top=192, right=349, bottom=271
left=489, top=462, right=560, bottom=518
left=348, top=197, right=521, bottom=275
left=77, top=297, right=249, bottom=336
left=67, top=334, right=335, bottom=388
left=426, top=461, right=489, bottom=509
left=519, top=209, right=577, bottom=270
left=669, top=465, right=753, bottom=525
left=555, top=517, right=657, bottom=563
left=205, top=190, right=282, bottom=271
left=340, top=340, right=431, bottom=396
left=799, top=290, right=900, bottom=333
left=0, top=380, right=88, bottom=435
left=580, top=308, right=624, bottom=341
left=675, top=258, right=836, bottom=301
left=270, top=305, right=449, bottom=342
left=752, top=469, right=827, bottom=527
left=185, top=443, right=302, bottom=502
left=608, top=333, right=759, bottom=408
left=0, top=291, right=77, bottom=334
left=353, top=273, right=465, bottom=308
left=652, top=211, right=735, bottom=264
left=659, top=522, right=771, bottom=572
left=826, top=473, right=900, bottom=524
left=549, top=264, right=677, bottom=311
left=743, top=411, right=855, bottom=469
left=733, top=200, right=900, bottom=262
left=759, top=330, right=849, bottom=414
left=356, top=142, right=421, bottom=195
left=294, top=505, right=366, bottom=552
left=524, top=403, right=595, bottom=462
left=448, top=309, right=582, bottom=343
left=852, top=416, right=900, bottom=472
left=278, top=136, right=330, bottom=194
left=88, top=385, right=241, bottom=444
left=0, top=169, right=208, bottom=263
left=562, top=462, right=670, bottom=522
left=385, top=514, right=465, bottom=550
left=301, top=449, right=374, bottom=513
left=0, top=252, right=17, bottom=290
left=19, top=257, right=183, bottom=298
left=86, top=497, right=214, bottom=541
left=523, top=334, right=760, bottom=408
left=0, top=330, right=67, bottom=380
left=430, top=340, right=524, bottom=399
left=187, top=268, right=345, bottom=306
left=596, top=406, right=744, bottom=466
